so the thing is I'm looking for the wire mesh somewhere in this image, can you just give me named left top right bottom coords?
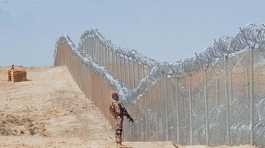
left=55, top=36, right=265, bottom=146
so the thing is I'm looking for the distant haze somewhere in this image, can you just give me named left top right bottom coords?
left=0, top=0, right=264, bottom=66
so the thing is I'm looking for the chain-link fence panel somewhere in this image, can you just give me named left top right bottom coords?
left=55, top=34, right=265, bottom=146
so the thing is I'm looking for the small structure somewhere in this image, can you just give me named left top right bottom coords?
left=8, top=65, right=27, bottom=82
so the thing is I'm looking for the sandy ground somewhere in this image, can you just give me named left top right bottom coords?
left=0, top=66, right=116, bottom=147
left=0, top=66, right=256, bottom=148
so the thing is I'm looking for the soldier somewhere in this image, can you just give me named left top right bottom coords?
left=8, top=64, right=15, bottom=81
left=11, top=64, right=15, bottom=70
left=109, top=92, right=134, bottom=148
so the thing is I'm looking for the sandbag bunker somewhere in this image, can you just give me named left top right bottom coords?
left=8, top=65, right=27, bottom=82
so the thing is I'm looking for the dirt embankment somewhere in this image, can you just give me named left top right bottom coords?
left=0, top=66, right=116, bottom=147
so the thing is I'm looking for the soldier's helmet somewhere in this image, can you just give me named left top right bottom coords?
left=112, top=92, right=119, bottom=101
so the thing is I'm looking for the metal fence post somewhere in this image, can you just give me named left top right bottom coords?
left=203, top=66, right=209, bottom=145
left=128, top=58, right=131, bottom=88
left=132, top=60, right=136, bottom=88
left=120, top=54, right=123, bottom=80
left=89, top=37, right=93, bottom=57
left=216, top=79, right=220, bottom=106
left=142, top=64, right=147, bottom=141
left=118, top=54, right=121, bottom=82
left=100, top=40, right=102, bottom=65
left=159, top=77, right=164, bottom=140
left=93, top=37, right=98, bottom=62
left=97, top=38, right=100, bottom=64
left=119, top=54, right=123, bottom=80
left=104, top=43, right=107, bottom=66
left=114, top=52, right=117, bottom=78
left=117, top=54, right=121, bottom=80
left=101, top=41, right=103, bottom=67
left=105, top=44, right=107, bottom=66
left=165, top=76, right=169, bottom=141
left=99, top=39, right=102, bottom=64
left=94, top=37, right=97, bottom=61
left=176, top=77, right=180, bottom=144
left=98, top=38, right=100, bottom=64
left=110, top=49, right=114, bottom=72
left=249, top=48, right=255, bottom=145
left=137, top=63, right=141, bottom=89
left=128, top=58, right=133, bottom=139
left=90, top=38, right=93, bottom=57
left=100, top=40, right=103, bottom=65
left=125, top=56, right=128, bottom=86
left=224, top=54, right=231, bottom=145
left=88, top=38, right=91, bottom=57
left=108, top=46, right=111, bottom=69
left=189, top=73, right=193, bottom=144
left=92, top=37, right=95, bottom=59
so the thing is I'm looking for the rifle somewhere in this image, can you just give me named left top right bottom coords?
left=120, top=103, right=134, bottom=123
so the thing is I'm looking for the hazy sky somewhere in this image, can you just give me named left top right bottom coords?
left=0, top=0, right=264, bottom=66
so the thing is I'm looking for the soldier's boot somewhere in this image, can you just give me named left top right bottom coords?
left=116, top=129, right=123, bottom=148
left=115, top=130, right=132, bottom=148
left=119, top=145, right=133, bottom=148
left=117, top=143, right=132, bottom=148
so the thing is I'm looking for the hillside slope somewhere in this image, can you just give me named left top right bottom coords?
left=0, top=66, right=116, bottom=147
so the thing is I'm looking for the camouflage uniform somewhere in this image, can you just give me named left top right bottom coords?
left=110, top=99, right=133, bottom=145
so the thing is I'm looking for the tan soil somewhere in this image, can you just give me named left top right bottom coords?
left=0, top=66, right=115, bottom=146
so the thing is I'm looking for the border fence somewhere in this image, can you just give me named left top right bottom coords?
left=55, top=30, right=265, bottom=146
